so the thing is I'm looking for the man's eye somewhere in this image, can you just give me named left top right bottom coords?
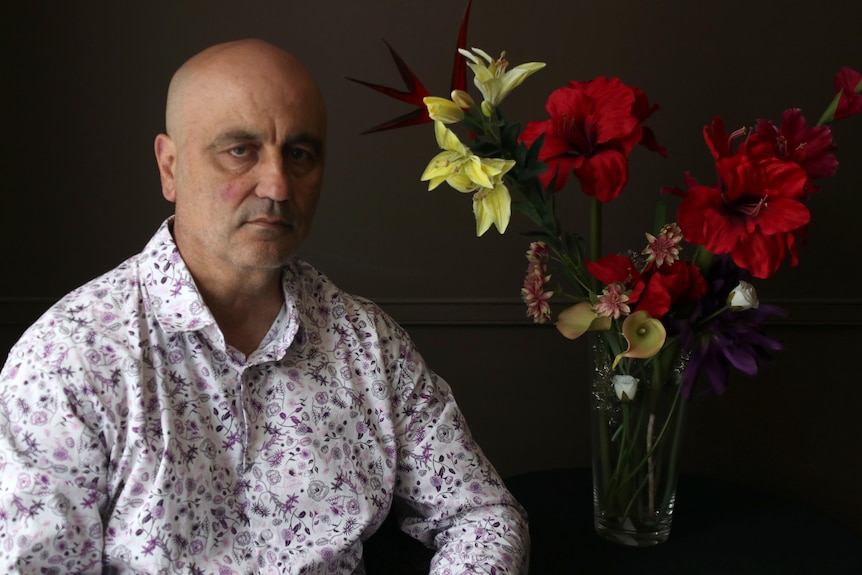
left=287, top=148, right=315, bottom=162
left=228, top=146, right=250, bottom=158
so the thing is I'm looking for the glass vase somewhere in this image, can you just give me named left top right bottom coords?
left=590, top=334, right=689, bottom=546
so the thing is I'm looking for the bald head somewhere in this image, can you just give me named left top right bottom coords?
left=165, top=39, right=326, bottom=144
left=153, top=39, right=328, bottom=295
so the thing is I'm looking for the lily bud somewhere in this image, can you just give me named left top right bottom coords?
left=450, top=89, right=475, bottom=109
left=612, top=375, right=639, bottom=401
left=480, top=100, right=495, bottom=117
left=727, top=281, right=759, bottom=311
left=423, top=96, right=465, bottom=124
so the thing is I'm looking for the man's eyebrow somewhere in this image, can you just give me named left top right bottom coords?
left=207, top=130, right=261, bottom=150
left=207, top=131, right=323, bottom=156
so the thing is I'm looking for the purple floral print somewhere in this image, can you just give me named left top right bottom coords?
left=0, top=219, right=528, bottom=574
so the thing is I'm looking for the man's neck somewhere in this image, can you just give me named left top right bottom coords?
left=198, top=270, right=285, bottom=357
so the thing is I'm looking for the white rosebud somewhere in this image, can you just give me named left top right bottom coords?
left=612, top=374, right=639, bottom=401
left=727, top=281, right=760, bottom=311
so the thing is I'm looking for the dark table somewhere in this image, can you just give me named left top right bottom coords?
left=505, top=468, right=862, bottom=574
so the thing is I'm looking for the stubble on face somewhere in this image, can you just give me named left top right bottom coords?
left=160, top=40, right=327, bottom=291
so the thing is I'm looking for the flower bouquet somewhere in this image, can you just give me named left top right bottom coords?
left=349, top=0, right=862, bottom=545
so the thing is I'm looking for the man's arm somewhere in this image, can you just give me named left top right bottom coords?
left=0, top=333, right=109, bottom=574
left=390, top=356, right=530, bottom=574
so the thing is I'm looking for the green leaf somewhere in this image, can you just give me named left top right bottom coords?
left=470, top=141, right=502, bottom=156
left=816, top=91, right=842, bottom=126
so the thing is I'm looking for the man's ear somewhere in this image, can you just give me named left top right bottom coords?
left=154, top=134, right=178, bottom=202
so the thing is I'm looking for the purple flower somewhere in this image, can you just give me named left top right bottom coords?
left=674, top=255, right=786, bottom=397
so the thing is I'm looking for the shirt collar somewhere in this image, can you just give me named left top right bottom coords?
left=139, top=218, right=306, bottom=359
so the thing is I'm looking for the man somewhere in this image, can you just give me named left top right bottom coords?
left=0, top=39, right=528, bottom=574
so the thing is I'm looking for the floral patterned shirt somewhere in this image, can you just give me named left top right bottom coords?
left=0, top=219, right=528, bottom=575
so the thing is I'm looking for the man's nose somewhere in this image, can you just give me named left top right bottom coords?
left=255, top=152, right=290, bottom=202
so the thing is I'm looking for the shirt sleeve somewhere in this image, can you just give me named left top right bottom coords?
left=0, top=329, right=111, bottom=574
left=389, top=340, right=530, bottom=574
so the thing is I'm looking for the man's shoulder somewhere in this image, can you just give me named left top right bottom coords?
left=43, top=219, right=191, bottom=330
left=9, top=227, right=169, bottom=356
left=287, top=259, right=398, bottom=331
left=26, top=255, right=145, bottom=336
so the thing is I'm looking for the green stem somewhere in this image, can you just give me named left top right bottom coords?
left=589, top=198, right=602, bottom=293
left=614, top=388, right=682, bottom=490
left=660, top=394, right=688, bottom=511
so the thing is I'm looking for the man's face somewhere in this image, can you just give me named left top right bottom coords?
left=157, top=48, right=327, bottom=281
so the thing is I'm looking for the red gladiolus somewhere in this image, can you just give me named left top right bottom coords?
left=677, top=150, right=810, bottom=279
left=519, top=77, right=664, bottom=201
left=833, top=67, right=862, bottom=121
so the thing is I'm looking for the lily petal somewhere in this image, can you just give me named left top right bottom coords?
left=473, top=182, right=512, bottom=235
left=459, top=48, right=545, bottom=107
left=424, top=96, right=465, bottom=124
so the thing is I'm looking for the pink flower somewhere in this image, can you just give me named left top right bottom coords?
left=521, top=243, right=554, bottom=323
left=594, top=284, right=630, bottom=319
left=522, top=269, right=553, bottom=323
left=525, top=240, right=550, bottom=264
left=643, top=223, right=683, bottom=267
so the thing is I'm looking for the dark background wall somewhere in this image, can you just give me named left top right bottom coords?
left=2, top=1, right=861, bottom=536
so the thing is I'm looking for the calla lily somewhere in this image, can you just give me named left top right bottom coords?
left=421, top=121, right=514, bottom=193
left=424, top=96, right=465, bottom=124
left=613, top=310, right=666, bottom=368
left=556, top=302, right=612, bottom=340
left=473, top=179, right=511, bottom=235
left=459, top=48, right=546, bottom=107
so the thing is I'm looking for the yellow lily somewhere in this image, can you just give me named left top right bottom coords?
left=421, top=121, right=514, bottom=193
left=556, top=302, right=612, bottom=340
left=473, top=179, right=512, bottom=235
left=423, top=96, right=465, bottom=124
left=612, top=311, right=667, bottom=369
left=459, top=48, right=546, bottom=107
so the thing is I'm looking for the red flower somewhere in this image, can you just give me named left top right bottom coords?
left=833, top=67, right=862, bottom=121
left=637, top=261, right=707, bottom=319
left=346, top=0, right=473, bottom=133
left=703, top=116, right=743, bottom=161
left=585, top=255, right=706, bottom=320
left=519, top=77, right=664, bottom=201
left=677, top=150, right=810, bottom=279
left=587, top=255, right=644, bottom=292
left=750, top=109, right=837, bottom=194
